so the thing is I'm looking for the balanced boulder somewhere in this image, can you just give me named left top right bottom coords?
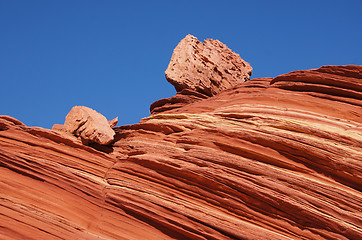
left=64, top=106, right=116, bottom=145
left=165, top=34, right=252, bottom=96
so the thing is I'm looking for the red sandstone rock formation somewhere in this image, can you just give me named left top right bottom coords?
left=0, top=37, right=361, bottom=239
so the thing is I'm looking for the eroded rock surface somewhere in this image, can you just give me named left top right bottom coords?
left=64, top=106, right=116, bottom=145
left=165, top=34, right=252, bottom=96
left=108, top=117, right=118, bottom=128
left=1, top=54, right=361, bottom=239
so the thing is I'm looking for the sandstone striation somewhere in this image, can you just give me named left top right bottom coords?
left=150, top=88, right=209, bottom=114
left=165, top=34, right=252, bottom=96
left=63, top=106, right=116, bottom=145
left=0, top=36, right=362, bottom=240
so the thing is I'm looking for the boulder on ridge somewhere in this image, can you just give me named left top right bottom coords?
left=64, top=106, right=116, bottom=145
left=165, top=34, right=252, bottom=96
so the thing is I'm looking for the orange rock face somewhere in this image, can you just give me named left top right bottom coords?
left=1, top=65, right=361, bottom=240
left=0, top=36, right=361, bottom=239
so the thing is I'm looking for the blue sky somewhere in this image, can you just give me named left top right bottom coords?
left=1, top=0, right=361, bottom=128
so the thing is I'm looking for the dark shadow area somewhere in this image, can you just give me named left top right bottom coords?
left=84, top=140, right=114, bottom=154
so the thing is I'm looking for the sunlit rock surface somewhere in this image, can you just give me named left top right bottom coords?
left=0, top=37, right=361, bottom=240
left=62, top=106, right=116, bottom=145
left=165, top=34, right=252, bottom=96
left=153, top=35, right=252, bottom=114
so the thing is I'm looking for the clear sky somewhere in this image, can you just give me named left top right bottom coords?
left=1, top=0, right=361, bottom=129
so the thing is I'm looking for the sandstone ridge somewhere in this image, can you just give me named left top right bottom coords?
left=0, top=35, right=361, bottom=240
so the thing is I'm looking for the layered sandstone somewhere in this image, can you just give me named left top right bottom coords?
left=0, top=36, right=361, bottom=240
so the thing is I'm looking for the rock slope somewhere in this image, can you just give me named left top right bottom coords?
left=0, top=36, right=361, bottom=240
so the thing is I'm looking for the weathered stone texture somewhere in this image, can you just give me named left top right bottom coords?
left=165, top=34, right=252, bottom=96
left=64, top=106, right=115, bottom=145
